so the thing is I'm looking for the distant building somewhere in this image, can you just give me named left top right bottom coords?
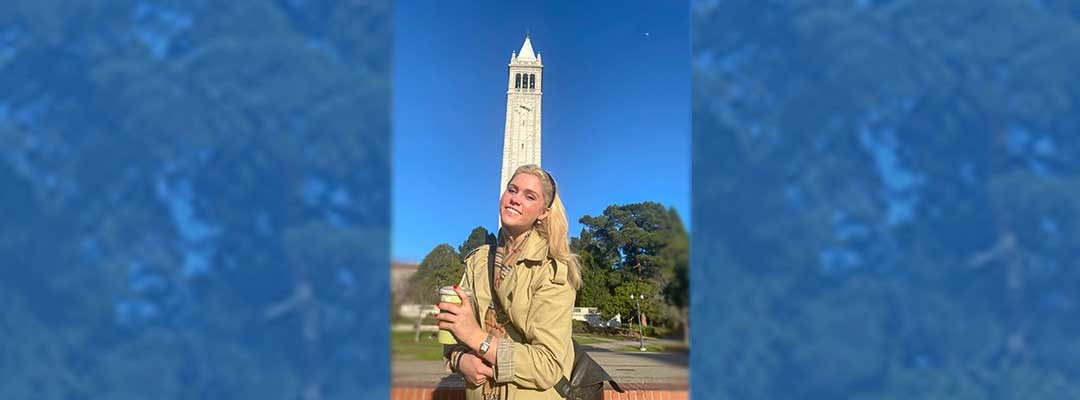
left=391, top=262, right=419, bottom=304
left=573, top=307, right=607, bottom=327
left=398, top=304, right=439, bottom=319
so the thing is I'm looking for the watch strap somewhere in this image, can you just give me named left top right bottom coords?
left=478, top=333, right=494, bottom=355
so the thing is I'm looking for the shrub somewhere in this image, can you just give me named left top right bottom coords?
left=572, top=320, right=590, bottom=333
left=626, top=325, right=658, bottom=337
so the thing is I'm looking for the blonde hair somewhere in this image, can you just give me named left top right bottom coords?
left=511, top=164, right=582, bottom=290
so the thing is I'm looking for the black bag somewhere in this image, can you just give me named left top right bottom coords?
left=554, top=340, right=626, bottom=400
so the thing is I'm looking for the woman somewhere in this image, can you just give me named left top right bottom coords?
left=436, top=164, right=583, bottom=400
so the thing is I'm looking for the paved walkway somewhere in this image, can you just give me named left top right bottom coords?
left=392, top=336, right=688, bottom=391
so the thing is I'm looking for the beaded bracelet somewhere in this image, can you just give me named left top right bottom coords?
left=452, top=350, right=466, bottom=373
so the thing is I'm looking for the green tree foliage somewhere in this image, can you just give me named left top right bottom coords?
left=575, top=202, right=689, bottom=330
left=694, top=0, right=1080, bottom=397
left=574, top=240, right=615, bottom=317
left=458, top=225, right=496, bottom=262
left=410, top=244, right=464, bottom=302
left=612, top=280, right=663, bottom=326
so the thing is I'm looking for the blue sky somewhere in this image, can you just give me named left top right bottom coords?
left=393, top=1, right=690, bottom=263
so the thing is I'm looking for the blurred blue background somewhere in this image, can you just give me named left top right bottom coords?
left=692, top=0, right=1080, bottom=398
left=1, top=0, right=390, bottom=398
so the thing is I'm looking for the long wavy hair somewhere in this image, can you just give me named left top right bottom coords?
left=509, top=164, right=582, bottom=290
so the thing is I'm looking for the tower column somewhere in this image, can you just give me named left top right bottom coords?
left=500, top=34, right=544, bottom=195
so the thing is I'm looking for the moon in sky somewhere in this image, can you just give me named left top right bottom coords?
left=645, top=32, right=650, bottom=37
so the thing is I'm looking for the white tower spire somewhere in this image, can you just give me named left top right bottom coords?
left=500, top=33, right=544, bottom=196
left=517, top=33, right=536, bottom=60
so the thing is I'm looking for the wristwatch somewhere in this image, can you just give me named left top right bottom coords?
left=478, top=334, right=494, bottom=355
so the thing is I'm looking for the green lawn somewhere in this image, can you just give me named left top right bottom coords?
left=620, top=343, right=666, bottom=352
left=391, top=331, right=446, bottom=361
left=618, top=342, right=690, bottom=353
left=572, top=334, right=618, bottom=345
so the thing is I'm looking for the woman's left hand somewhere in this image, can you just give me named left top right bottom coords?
left=435, top=285, right=483, bottom=344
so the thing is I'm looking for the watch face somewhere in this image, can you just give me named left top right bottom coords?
left=479, top=334, right=493, bottom=354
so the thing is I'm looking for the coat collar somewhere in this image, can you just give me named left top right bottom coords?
left=500, top=228, right=549, bottom=264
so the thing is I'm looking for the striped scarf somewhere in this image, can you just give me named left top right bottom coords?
left=481, top=230, right=532, bottom=400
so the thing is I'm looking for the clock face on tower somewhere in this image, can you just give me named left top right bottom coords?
left=514, top=105, right=531, bottom=126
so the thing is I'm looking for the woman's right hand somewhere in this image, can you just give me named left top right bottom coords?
left=457, top=352, right=494, bottom=386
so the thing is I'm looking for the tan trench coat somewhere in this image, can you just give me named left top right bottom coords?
left=449, top=231, right=576, bottom=400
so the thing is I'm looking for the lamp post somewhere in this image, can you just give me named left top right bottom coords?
left=629, top=294, right=647, bottom=351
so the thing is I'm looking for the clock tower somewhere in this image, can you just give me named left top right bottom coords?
left=500, top=33, right=543, bottom=194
